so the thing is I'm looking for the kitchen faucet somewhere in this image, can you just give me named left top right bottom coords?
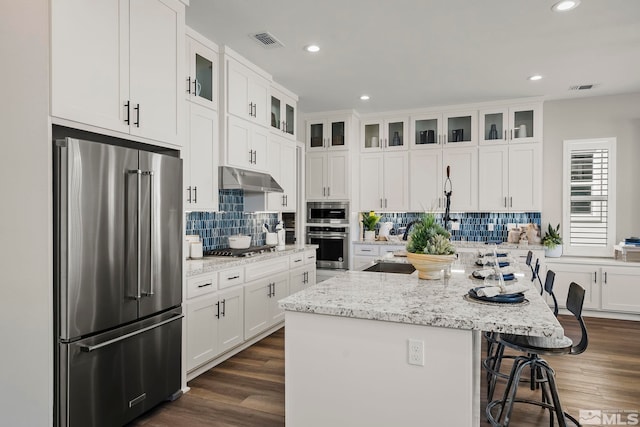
left=443, top=165, right=458, bottom=231
left=402, top=220, right=420, bottom=241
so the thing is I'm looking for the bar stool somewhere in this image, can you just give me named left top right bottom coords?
left=486, top=282, right=588, bottom=427
left=483, top=269, right=559, bottom=402
left=484, top=250, right=543, bottom=388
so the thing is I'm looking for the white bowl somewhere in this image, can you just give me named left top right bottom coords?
left=228, top=235, right=251, bottom=249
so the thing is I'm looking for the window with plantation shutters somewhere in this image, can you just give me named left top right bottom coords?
left=562, top=138, right=616, bottom=256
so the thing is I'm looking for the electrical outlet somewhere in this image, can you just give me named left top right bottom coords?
left=408, top=339, right=424, bottom=366
left=451, top=222, right=460, bottom=231
left=487, top=223, right=494, bottom=232
left=507, top=223, right=516, bottom=230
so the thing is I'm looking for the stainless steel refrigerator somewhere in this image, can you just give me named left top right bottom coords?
left=54, top=137, right=183, bottom=427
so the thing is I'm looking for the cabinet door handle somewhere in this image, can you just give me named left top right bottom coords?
left=252, top=103, right=257, bottom=117
left=197, top=282, right=212, bottom=288
left=193, top=78, right=198, bottom=95
left=249, top=149, right=253, bottom=163
left=284, top=195, right=288, bottom=206
left=215, top=301, right=220, bottom=319
left=253, top=150, right=257, bottom=164
left=124, top=101, right=130, bottom=125
left=249, top=102, right=253, bottom=116
left=327, top=187, right=330, bottom=197
left=604, top=272, right=607, bottom=284
left=221, top=299, right=226, bottom=316
left=503, top=130, right=507, bottom=141
left=134, top=103, right=140, bottom=127
left=380, top=198, right=383, bottom=208
left=385, top=198, right=388, bottom=208
left=186, top=77, right=191, bottom=94
left=594, top=271, right=597, bottom=283
left=504, top=197, right=507, bottom=208
left=187, top=186, right=192, bottom=203
left=509, top=196, right=513, bottom=207
left=193, top=186, right=197, bottom=203
left=510, top=129, right=513, bottom=140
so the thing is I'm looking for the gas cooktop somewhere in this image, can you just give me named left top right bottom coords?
left=204, top=245, right=277, bottom=257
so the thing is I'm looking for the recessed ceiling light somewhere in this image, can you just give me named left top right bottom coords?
left=304, top=44, right=320, bottom=53
left=551, top=0, right=580, bottom=12
left=360, top=95, right=370, bottom=101
left=528, top=75, right=543, bottom=81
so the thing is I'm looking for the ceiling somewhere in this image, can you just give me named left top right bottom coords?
left=186, top=0, right=640, bottom=114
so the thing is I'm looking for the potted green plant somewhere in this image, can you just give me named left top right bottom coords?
left=362, top=211, right=381, bottom=241
left=406, top=213, right=456, bottom=279
left=542, top=223, right=563, bottom=258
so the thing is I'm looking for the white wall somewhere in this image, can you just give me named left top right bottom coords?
left=0, top=1, right=53, bottom=426
left=543, top=92, right=640, bottom=243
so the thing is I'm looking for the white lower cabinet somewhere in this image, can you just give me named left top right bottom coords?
left=290, top=266, right=316, bottom=295
left=244, top=271, right=289, bottom=340
left=185, top=286, right=243, bottom=372
left=352, top=243, right=407, bottom=270
left=546, top=261, right=640, bottom=314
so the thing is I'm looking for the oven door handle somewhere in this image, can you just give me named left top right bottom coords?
left=308, top=233, right=348, bottom=239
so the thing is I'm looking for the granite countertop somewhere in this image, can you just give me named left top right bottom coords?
left=354, top=239, right=545, bottom=251
left=186, top=244, right=317, bottom=277
left=279, top=255, right=563, bottom=339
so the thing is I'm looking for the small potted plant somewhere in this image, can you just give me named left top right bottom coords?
left=362, top=211, right=381, bottom=241
left=406, top=213, right=456, bottom=279
left=542, top=223, right=563, bottom=258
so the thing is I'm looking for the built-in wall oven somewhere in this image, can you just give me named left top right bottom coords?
left=306, top=202, right=349, bottom=270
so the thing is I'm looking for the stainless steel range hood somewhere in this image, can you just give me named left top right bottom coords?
left=219, top=166, right=283, bottom=193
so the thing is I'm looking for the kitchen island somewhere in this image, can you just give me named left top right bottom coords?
left=279, top=256, right=562, bottom=427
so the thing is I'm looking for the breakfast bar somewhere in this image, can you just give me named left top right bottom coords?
left=279, top=258, right=563, bottom=427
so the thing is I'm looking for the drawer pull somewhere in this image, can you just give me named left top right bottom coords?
left=361, top=249, right=372, bottom=252
left=197, top=282, right=212, bottom=288
left=227, top=275, right=240, bottom=280
left=294, top=259, right=302, bottom=263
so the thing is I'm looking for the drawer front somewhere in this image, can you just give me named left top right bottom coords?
left=304, top=250, right=317, bottom=265
left=218, top=267, right=245, bottom=290
left=354, top=245, right=379, bottom=256
left=244, top=257, right=290, bottom=282
left=187, top=274, right=217, bottom=299
left=290, top=253, right=305, bottom=268
left=379, top=245, right=406, bottom=256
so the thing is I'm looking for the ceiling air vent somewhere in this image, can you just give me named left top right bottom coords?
left=569, top=84, right=596, bottom=91
left=250, top=31, right=285, bottom=49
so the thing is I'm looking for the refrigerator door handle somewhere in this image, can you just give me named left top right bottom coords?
left=78, top=314, right=183, bottom=352
left=130, top=169, right=143, bottom=300
left=143, top=170, right=155, bottom=296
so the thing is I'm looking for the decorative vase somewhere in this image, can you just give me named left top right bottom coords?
left=364, top=230, right=376, bottom=242
left=517, top=124, right=527, bottom=138
left=488, top=124, right=498, bottom=140
left=406, top=252, right=457, bottom=280
left=392, top=131, right=401, bottom=146
left=545, top=245, right=563, bottom=258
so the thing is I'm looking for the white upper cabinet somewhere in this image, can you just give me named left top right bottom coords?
left=270, top=84, right=298, bottom=140
left=226, top=56, right=270, bottom=127
left=225, top=115, right=268, bottom=171
left=51, top=0, right=185, bottom=146
left=267, top=136, right=297, bottom=212
left=361, top=117, right=409, bottom=152
left=185, top=28, right=218, bottom=111
left=306, top=151, right=350, bottom=200
left=479, top=102, right=542, bottom=145
left=306, top=117, right=349, bottom=151
left=360, top=152, right=409, bottom=211
left=441, top=147, right=478, bottom=212
left=184, top=102, right=219, bottom=211
left=409, top=150, right=443, bottom=211
left=478, top=143, right=542, bottom=212
left=410, top=110, right=477, bottom=149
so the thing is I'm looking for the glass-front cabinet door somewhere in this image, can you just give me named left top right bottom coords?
left=361, top=117, right=408, bottom=151
left=384, top=117, right=408, bottom=151
left=479, top=107, right=508, bottom=145
left=186, top=32, right=217, bottom=110
left=307, top=117, right=348, bottom=151
left=271, top=87, right=297, bottom=139
left=509, top=103, right=541, bottom=144
left=362, top=120, right=382, bottom=151
left=443, top=110, right=477, bottom=146
left=411, top=113, right=443, bottom=149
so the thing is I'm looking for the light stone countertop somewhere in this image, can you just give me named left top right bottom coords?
left=279, top=255, right=563, bottom=339
left=354, top=239, right=545, bottom=251
left=186, top=244, right=318, bottom=277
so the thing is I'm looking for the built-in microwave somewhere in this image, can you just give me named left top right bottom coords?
left=307, top=201, right=349, bottom=224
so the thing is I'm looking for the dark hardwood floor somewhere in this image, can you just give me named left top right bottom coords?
left=132, top=316, right=640, bottom=426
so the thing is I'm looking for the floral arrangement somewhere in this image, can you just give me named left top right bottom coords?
left=362, top=211, right=381, bottom=231
left=406, top=213, right=456, bottom=255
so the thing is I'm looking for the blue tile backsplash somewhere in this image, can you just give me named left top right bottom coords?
left=366, top=212, right=541, bottom=242
left=186, top=190, right=279, bottom=250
